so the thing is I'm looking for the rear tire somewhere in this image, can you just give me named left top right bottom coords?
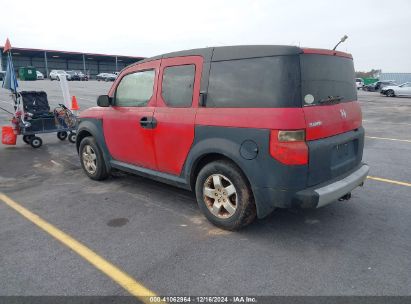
left=57, top=131, right=67, bottom=140
left=23, top=135, right=33, bottom=144
left=79, top=137, right=108, bottom=180
left=195, top=160, right=256, bottom=230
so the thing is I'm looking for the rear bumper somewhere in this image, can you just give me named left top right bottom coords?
left=293, top=164, right=369, bottom=209
left=252, top=164, right=369, bottom=218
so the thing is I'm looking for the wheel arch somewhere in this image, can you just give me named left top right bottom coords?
left=76, top=129, right=92, bottom=152
left=76, top=119, right=112, bottom=172
left=188, top=152, right=254, bottom=200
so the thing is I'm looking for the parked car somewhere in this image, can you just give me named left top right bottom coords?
left=96, top=73, right=117, bottom=81
left=355, top=78, right=364, bottom=90
left=363, top=80, right=396, bottom=92
left=49, top=70, right=69, bottom=81
left=74, top=71, right=88, bottom=81
left=66, top=70, right=81, bottom=81
left=0, top=70, right=5, bottom=81
left=381, top=82, right=411, bottom=97
left=36, top=71, right=44, bottom=80
left=76, top=45, right=369, bottom=230
left=96, top=73, right=106, bottom=81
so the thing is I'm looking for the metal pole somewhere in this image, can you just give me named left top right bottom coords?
left=0, top=49, right=3, bottom=71
left=44, top=51, right=49, bottom=78
left=332, top=41, right=342, bottom=51
left=115, top=56, right=118, bottom=72
left=82, top=54, right=86, bottom=74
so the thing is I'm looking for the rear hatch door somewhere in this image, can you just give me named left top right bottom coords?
left=300, top=52, right=364, bottom=186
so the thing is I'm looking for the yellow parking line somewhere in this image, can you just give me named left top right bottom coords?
left=367, top=176, right=411, bottom=188
left=366, top=136, right=411, bottom=143
left=0, top=192, right=157, bottom=303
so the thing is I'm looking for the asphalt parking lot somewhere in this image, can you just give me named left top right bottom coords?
left=1, top=81, right=410, bottom=299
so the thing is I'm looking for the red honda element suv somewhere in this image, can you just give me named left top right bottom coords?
left=77, top=45, right=369, bottom=230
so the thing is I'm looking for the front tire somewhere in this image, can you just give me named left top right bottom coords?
left=195, top=160, right=256, bottom=230
left=68, top=132, right=76, bottom=143
left=79, top=137, right=108, bottom=180
left=57, top=131, right=67, bottom=140
left=30, top=136, right=42, bottom=148
left=386, top=89, right=395, bottom=97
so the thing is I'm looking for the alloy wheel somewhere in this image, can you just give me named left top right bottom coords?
left=203, top=174, right=238, bottom=219
left=82, top=145, right=97, bottom=174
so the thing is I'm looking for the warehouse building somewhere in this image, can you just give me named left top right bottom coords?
left=379, top=73, right=411, bottom=84
left=0, top=46, right=145, bottom=79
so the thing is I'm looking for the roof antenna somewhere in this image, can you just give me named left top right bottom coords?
left=333, top=35, right=348, bottom=50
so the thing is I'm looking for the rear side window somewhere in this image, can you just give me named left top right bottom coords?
left=162, top=65, right=195, bottom=107
left=206, top=56, right=301, bottom=108
left=115, top=70, right=155, bottom=107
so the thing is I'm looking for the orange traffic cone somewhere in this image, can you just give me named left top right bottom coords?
left=71, top=96, right=80, bottom=111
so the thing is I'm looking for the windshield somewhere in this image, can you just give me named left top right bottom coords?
left=300, top=54, right=357, bottom=106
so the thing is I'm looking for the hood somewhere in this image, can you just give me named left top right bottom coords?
left=79, top=106, right=108, bottom=119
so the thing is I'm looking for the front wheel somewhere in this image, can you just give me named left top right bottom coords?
left=195, top=160, right=256, bottom=230
left=57, top=131, right=67, bottom=140
left=386, top=89, right=395, bottom=97
left=79, top=137, right=108, bottom=180
left=68, top=132, right=76, bottom=143
left=30, top=136, right=42, bottom=148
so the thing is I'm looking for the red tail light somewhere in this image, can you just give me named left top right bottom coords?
left=269, top=130, right=308, bottom=165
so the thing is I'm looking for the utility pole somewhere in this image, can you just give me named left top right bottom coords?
left=44, top=51, right=49, bottom=78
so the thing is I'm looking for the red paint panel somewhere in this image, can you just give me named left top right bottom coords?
left=153, top=56, right=203, bottom=175
left=302, top=48, right=353, bottom=59
left=153, top=107, right=197, bottom=174
left=303, top=102, right=362, bottom=141
left=196, top=108, right=307, bottom=130
left=79, top=107, right=108, bottom=119
left=103, top=107, right=157, bottom=169
left=102, top=59, right=161, bottom=169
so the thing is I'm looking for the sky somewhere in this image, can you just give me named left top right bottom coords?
left=1, top=0, right=411, bottom=72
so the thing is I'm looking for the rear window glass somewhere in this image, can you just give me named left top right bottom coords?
left=300, top=54, right=357, bottom=106
left=162, top=65, right=195, bottom=107
left=206, top=56, right=301, bottom=108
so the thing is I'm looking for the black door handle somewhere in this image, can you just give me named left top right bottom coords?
left=140, top=116, right=157, bottom=129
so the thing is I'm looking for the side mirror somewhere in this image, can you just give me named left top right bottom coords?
left=97, top=95, right=111, bottom=107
